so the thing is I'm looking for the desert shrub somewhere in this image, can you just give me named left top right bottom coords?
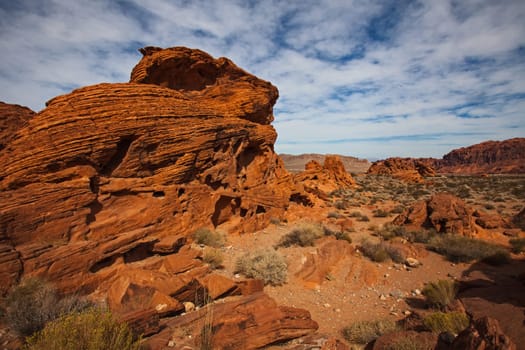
left=5, top=278, right=92, bottom=337
left=376, top=224, right=407, bottom=241
left=327, top=211, right=342, bottom=219
left=484, top=203, right=495, bottom=210
left=481, top=250, right=511, bottom=265
left=390, top=205, right=405, bottom=214
left=334, top=231, right=352, bottom=243
left=269, top=217, right=281, bottom=225
left=428, top=235, right=509, bottom=263
left=203, top=248, right=224, bottom=269
left=358, top=215, right=370, bottom=222
left=341, top=319, right=398, bottom=344
left=349, top=211, right=362, bottom=218
left=360, top=240, right=405, bottom=263
left=277, top=223, right=323, bottom=247
left=24, top=308, right=140, bottom=350
left=384, top=335, right=437, bottom=350
left=334, top=200, right=348, bottom=210
left=509, top=238, right=525, bottom=254
left=422, top=311, right=469, bottom=334
left=422, top=280, right=457, bottom=310
left=405, top=229, right=436, bottom=244
left=373, top=209, right=389, bottom=218
left=235, top=249, right=287, bottom=286
left=194, top=228, right=224, bottom=248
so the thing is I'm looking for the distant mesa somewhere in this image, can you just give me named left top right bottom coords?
left=367, top=137, right=525, bottom=181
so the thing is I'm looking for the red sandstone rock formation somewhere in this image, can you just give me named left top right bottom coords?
left=438, top=138, right=525, bottom=174
left=0, top=47, right=297, bottom=295
left=392, top=193, right=480, bottom=235
left=0, top=102, right=35, bottom=151
left=452, top=317, right=516, bottom=350
left=280, top=153, right=370, bottom=174
left=367, top=157, right=436, bottom=182
left=294, top=156, right=356, bottom=200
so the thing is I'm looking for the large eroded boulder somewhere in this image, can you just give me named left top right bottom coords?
left=367, top=157, right=436, bottom=182
left=0, top=47, right=295, bottom=294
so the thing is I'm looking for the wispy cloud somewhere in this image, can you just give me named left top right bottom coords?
left=0, top=0, right=524, bottom=159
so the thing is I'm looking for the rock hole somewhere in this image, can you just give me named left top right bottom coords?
left=256, top=205, right=266, bottom=214
left=90, top=255, right=119, bottom=273
left=240, top=208, right=248, bottom=217
left=101, top=136, right=136, bottom=176
left=212, top=195, right=239, bottom=226
left=152, top=191, right=165, bottom=198
left=236, top=146, right=259, bottom=173
left=290, top=193, right=313, bottom=207
left=124, top=242, right=155, bottom=263
left=86, top=200, right=103, bottom=225
left=178, top=188, right=185, bottom=197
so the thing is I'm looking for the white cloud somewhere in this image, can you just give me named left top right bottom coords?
left=0, top=0, right=524, bottom=158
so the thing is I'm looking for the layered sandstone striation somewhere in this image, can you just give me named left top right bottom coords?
left=0, top=47, right=296, bottom=294
left=367, top=157, right=436, bottom=182
left=0, top=102, right=35, bottom=150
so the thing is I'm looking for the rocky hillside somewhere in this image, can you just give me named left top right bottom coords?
left=0, top=102, right=35, bottom=150
left=438, top=138, right=525, bottom=174
left=280, top=153, right=370, bottom=174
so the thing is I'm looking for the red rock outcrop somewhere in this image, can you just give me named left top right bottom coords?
left=294, top=156, right=356, bottom=200
left=452, top=317, right=516, bottom=350
left=0, top=102, right=35, bottom=151
left=438, top=138, right=525, bottom=174
left=392, top=193, right=480, bottom=235
left=280, top=153, right=370, bottom=174
left=145, top=292, right=319, bottom=350
left=367, top=157, right=436, bottom=182
left=0, top=47, right=296, bottom=295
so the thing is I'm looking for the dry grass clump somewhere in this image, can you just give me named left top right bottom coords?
left=376, top=224, right=436, bottom=243
left=422, top=279, right=457, bottom=310
left=422, top=311, right=469, bottom=334
left=194, top=228, right=224, bottom=248
left=373, top=209, right=389, bottom=218
left=341, top=319, right=398, bottom=344
left=24, top=308, right=140, bottom=350
left=383, top=335, right=437, bottom=350
left=235, top=249, right=287, bottom=286
left=5, top=278, right=92, bottom=337
left=203, top=248, right=224, bottom=269
left=277, top=222, right=323, bottom=247
left=428, top=235, right=510, bottom=264
left=360, top=239, right=405, bottom=263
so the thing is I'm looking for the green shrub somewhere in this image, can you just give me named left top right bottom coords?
left=358, top=215, right=370, bottom=222
left=384, top=335, right=437, bottom=350
left=194, top=228, right=224, bottom=248
left=360, top=240, right=405, bottom=263
left=24, top=308, right=140, bottom=350
left=422, top=280, right=457, bottom=310
left=509, top=238, right=525, bottom=254
left=422, top=311, right=469, bottom=334
left=428, top=235, right=509, bottom=263
left=203, top=248, right=224, bottom=269
left=481, top=250, right=511, bottom=265
left=327, top=211, right=342, bottom=219
left=5, top=278, right=92, bottom=337
left=373, top=209, right=389, bottom=218
left=390, top=205, right=405, bottom=214
left=349, top=211, right=362, bottom=218
left=235, top=249, right=287, bottom=286
left=277, top=223, right=323, bottom=247
left=341, top=319, right=398, bottom=344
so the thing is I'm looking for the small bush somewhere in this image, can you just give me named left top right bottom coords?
left=509, top=238, right=525, bottom=254
left=422, top=280, right=457, bottom=310
left=24, top=308, right=140, bottom=350
left=349, top=211, right=362, bottom=218
left=384, top=335, right=436, bottom=350
left=422, top=312, right=469, bottom=334
left=342, top=319, right=398, bottom=344
left=390, top=205, right=405, bottom=214
left=484, top=203, right=495, bottom=210
left=428, top=235, right=509, bottom=263
left=194, top=228, right=224, bottom=248
left=327, top=211, right=342, bottom=219
left=373, top=209, right=389, bottom=218
left=235, top=249, right=287, bottom=286
left=277, top=223, right=323, bottom=247
left=358, top=215, right=370, bottom=222
left=203, top=248, right=223, bottom=269
left=481, top=250, right=511, bottom=265
left=269, top=217, right=281, bottom=225
left=5, top=278, right=92, bottom=337
left=360, top=240, right=405, bottom=263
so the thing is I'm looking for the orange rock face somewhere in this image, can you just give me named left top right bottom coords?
left=0, top=47, right=295, bottom=294
left=294, top=156, right=356, bottom=200
left=393, top=193, right=480, bottom=235
left=438, top=138, right=525, bottom=174
left=367, top=157, right=436, bottom=182
left=0, top=102, right=35, bottom=151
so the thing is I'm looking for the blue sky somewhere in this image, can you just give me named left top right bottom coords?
left=0, top=0, right=524, bottom=160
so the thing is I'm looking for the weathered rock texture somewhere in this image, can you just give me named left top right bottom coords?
left=367, top=157, right=436, bottom=182
left=438, top=138, right=525, bottom=174
left=0, top=47, right=296, bottom=295
left=0, top=102, right=35, bottom=151
left=280, top=153, right=370, bottom=174
left=452, top=317, right=517, bottom=350
left=393, top=193, right=480, bottom=235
